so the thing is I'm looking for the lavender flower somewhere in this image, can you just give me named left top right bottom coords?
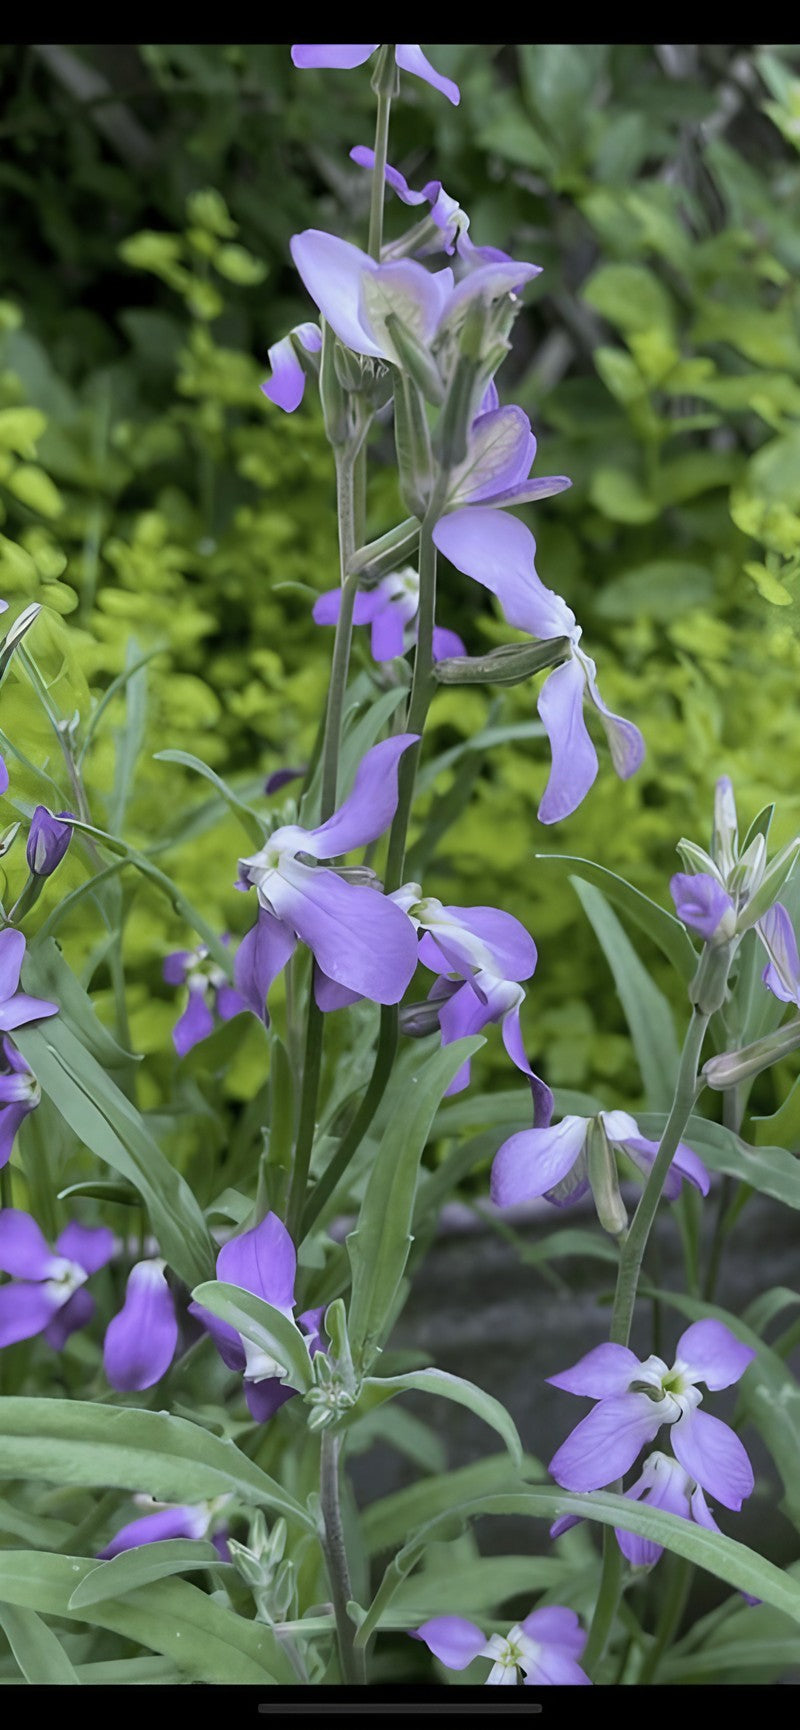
left=669, top=873, right=737, bottom=944
left=350, top=147, right=531, bottom=277
left=99, top=1494, right=231, bottom=1559
left=670, top=776, right=800, bottom=945
left=393, top=885, right=552, bottom=1119
left=0, top=1208, right=115, bottom=1350
left=548, top=1321, right=756, bottom=1510
left=313, top=567, right=465, bottom=664
left=235, top=735, right=420, bottom=1016
left=261, top=321, right=322, bottom=414
left=550, top=1448, right=728, bottom=1568
left=0, top=1037, right=42, bottom=1169
left=163, top=939, right=249, bottom=1057
left=412, top=1606, right=590, bottom=1685
left=491, top=1109, right=709, bottom=1209
left=291, top=44, right=461, bottom=106
left=189, top=1210, right=324, bottom=1422
left=25, top=806, right=73, bottom=877
left=443, top=405, right=570, bottom=513
left=433, top=509, right=644, bottom=823
left=103, top=1259, right=179, bottom=1391
left=0, top=928, right=59, bottom=1034
left=757, top=901, right=800, bottom=1005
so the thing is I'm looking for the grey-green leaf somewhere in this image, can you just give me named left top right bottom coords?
left=191, top=1281, right=314, bottom=1393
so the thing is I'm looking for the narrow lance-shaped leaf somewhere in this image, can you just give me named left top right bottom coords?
left=191, top=1281, right=314, bottom=1393
left=69, top=1539, right=225, bottom=1609
left=571, top=876, right=680, bottom=1109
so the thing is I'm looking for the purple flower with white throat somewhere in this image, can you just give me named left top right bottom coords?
left=491, top=1109, right=709, bottom=1210
left=550, top=1448, right=728, bottom=1569
left=0, top=1208, right=115, bottom=1351
left=548, top=1320, right=756, bottom=1510
left=433, top=509, right=643, bottom=823
left=189, top=1211, right=324, bottom=1422
left=291, top=44, right=460, bottom=106
left=235, top=735, right=420, bottom=1017
left=0, top=1038, right=42, bottom=1169
left=103, top=1259, right=179, bottom=1391
left=313, top=567, right=465, bottom=664
left=261, top=321, right=322, bottom=414
left=99, top=1494, right=231, bottom=1559
left=26, top=806, right=73, bottom=877
left=412, top=1605, right=590, bottom=1685
left=163, top=939, right=249, bottom=1057
left=0, top=928, right=59, bottom=1035
left=393, top=885, right=552, bottom=1119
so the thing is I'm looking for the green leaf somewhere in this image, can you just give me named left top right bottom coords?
left=571, top=877, right=680, bottom=1107
left=0, top=1603, right=80, bottom=1685
left=0, top=1399, right=313, bottom=1530
left=68, top=1538, right=224, bottom=1608
left=7, top=463, right=63, bottom=517
left=0, top=1551, right=291, bottom=1684
left=641, top=1113, right=800, bottom=1210
left=191, top=1281, right=314, bottom=1393
left=24, top=936, right=134, bottom=1074
left=361, top=1454, right=544, bottom=1557
left=154, top=749, right=264, bottom=847
left=584, top=265, right=674, bottom=335
left=347, top=1036, right=483, bottom=1369
left=14, top=1019, right=216, bottom=1290
left=353, top=1369, right=522, bottom=1465
left=392, top=1553, right=573, bottom=1620
left=537, top=855, right=696, bottom=982
left=595, top=559, right=714, bottom=622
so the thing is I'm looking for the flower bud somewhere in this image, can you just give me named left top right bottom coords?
left=26, top=806, right=73, bottom=877
left=712, top=776, right=739, bottom=878
left=703, top=1016, right=800, bottom=1089
left=586, top=1119, right=628, bottom=1238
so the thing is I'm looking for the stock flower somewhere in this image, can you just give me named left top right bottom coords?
left=412, top=1606, right=590, bottom=1685
left=291, top=44, right=461, bottom=106
left=548, top=1321, right=756, bottom=1509
left=491, top=1109, right=709, bottom=1209
left=312, top=567, right=465, bottom=664
left=350, top=147, right=529, bottom=276
left=758, top=901, right=800, bottom=1005
left=189, top=1211, right=324, bottom=1422
left=0, top=1208, right=115, bottom=1350
left=103, top=1259, right=179, bottom=1391
left=393, top=886, right=552, bottom=1120
left=669, top=873, right=737, bottom=942
left=433, top=510, right=643, bottom=822
left=163, top=939, right=249, bottom=1056
left=442, top=405, right=571, bottom=513
left=0, top=1038, right=42, bottom=1168
left=550, top=1449, right=727, bottom=1568
left=99, top=1495, right=231, bottom=1559
left=26, top=806, right=73, bottom=877
left=0, top=928, right=59, bottom=1034
left=261, top=321, right=322, bottom=414
left=235, top=735, right=420, bottom=1015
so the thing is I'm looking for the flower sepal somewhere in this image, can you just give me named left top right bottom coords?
left=433, top=637, right=571, bottom=687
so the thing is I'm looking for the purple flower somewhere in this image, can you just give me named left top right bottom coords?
left=548, top=1320, right=756, bottom=1510
left=189, top=1211, right=325, bottom=1423
left=235, top=735, right=420, bottom=1017
left=491, top=1109, right=709, bottom=1209
left=0, top=1037, right=41, bottom=1169
left=550, top=1448, right=726, bottom=1569
left=350, top=147, right=532, bottom=279
left=291, top=44, right=461, bottom=106
left=393, top=885, right=552, bottom=1119
left=261, top=321, right=322, bottom=415
left=163, top=939, right=249, bottom=1057
left=26, top=806, right=73, bottom=877
left=412, top=1605, right=590, bottom=1685
left=444, top=406, right=570, bottom=513
left=0, top=928, right=59, bottom=1034
left=264, top=766, right=305, bottom=796
left=103, top=1259, right=179, bottom=1391
left=670, top=873, right=736, bottom=944
left=433, top=509, right=643, bottom=823
left=758, top=902, right=800, bottom=1006
left=0, top=1208, right=115, bottom=1351
left=313, top=568, right=465, bottom=664
left=99, top=1494, right=231, bottom=1559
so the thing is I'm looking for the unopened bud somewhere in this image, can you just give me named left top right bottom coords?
left=26, top=806, right=73, bottom=877
left=703, top=1016, right=800, bottom=1089
left=587, top=1120, right=628, bottom=1238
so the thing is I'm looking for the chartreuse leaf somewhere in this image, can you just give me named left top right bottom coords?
left=639, top=1112, right=800, bottom=1211
left=571, top=877, right=680, bottom=1108
left=0, top=1552, right=291, bottom=1684
left=14, top=1019, right=216, bottom=1290
left=191, top=1281, right=314, bottom=1393
left=69, top=1538, right=224, bottom=1608
left=0, top=1603, right=80, bottom=1685
left=538, top=854, right=696, bottom=982
left=0, top=1400, right=313, bottom=1530
left=347, top=1036, right=483, bottom=1369
left=349, top=1368, right=522, bottom=1465
left=355, top=1489, right=800, bottom=1647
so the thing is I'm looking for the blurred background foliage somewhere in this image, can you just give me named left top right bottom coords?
left=2, top=41, right=800, bottom=1187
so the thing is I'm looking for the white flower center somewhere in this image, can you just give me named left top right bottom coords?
left=43, top=1257, right=88, bottom=1310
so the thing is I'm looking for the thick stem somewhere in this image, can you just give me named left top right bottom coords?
left=368, top=91, right=392, bottom=261
left=320, top=1432, right=366, bottom=1685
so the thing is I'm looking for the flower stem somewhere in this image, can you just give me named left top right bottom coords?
left=319, top=1432, right=366, bottom=1685
left=582, top=1529, right=622, bottom=1676
left=637, top=1554, right=692, bottom=1685
left=368, top=91, right=392, bottom=261
left=384, top=511, right=438, bottom=893
left=286, top=991, right=325, bottom=1241
left=299, top=1005, right=398, bottom=1241
left=319, top=445, right=360, bottom=822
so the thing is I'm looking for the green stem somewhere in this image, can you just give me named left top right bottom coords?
left=638, top=1555, right=692, bottom=1685
left=319, top=1432, right=366, bottom=1685
left=384, top=512, right=438, bottom=893
left=703, top=1082, right=742, bottom=1300
left=583, top=1530, right=622, bottom=1677
left=319, top=445, right=359, bottom=822
left=299, top=1006, right=398, bottom=1241
left=286, top=995, right=325, bottom=1241
left=368, top=91, right=392, bottom=260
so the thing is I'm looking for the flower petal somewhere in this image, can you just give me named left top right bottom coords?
left=188, top=1300, right=245, bottom=1373
left=0, top=1280, right=60, bottom=1346
left=291, top=44, right=378, bottom=70
left=44, top=1286, right=95, bottom=1350
left=173, top=989, right=215, bottom=1056
left=433, top=508, right=570, bottom=639
left=547, top=1342, right=641, bottom=1399
left=0, top=991, right=59, bottom=1031
left=431, top=625, right=466, bottom=661
left=290, top=230, right=382, bottom=357
left=621, top=1134, right=710, bottom=1199
left=412, top=1616, right=487, bottom=1669
left=448, top=407, right=536, bottom=506
left=104, top=1261, right=179, bottom=1391
left=371, top=603, right=408, bottom=661
left=491, top=1117, right=588, bottom=1205
left=234, top=908, right=297, bottom=1020
left=549, top=1393, right=662, bottom=1491
left=350, top=145, right=429, bottom=206
left=435, top=981, right=490, bottom=1093
left=0, top=1208, right=56, bottom=1278
left=313, top=966, right=363, bottom=1012
left=758, top=902, right=800, bottom=1004
left=268, top=861, right=418, bottom=1005
left=524, top=1651, right=591, bottom=1686
left=675, top=1318, right=756, bottom=1390
left=671, top=1406, right=755, bottom=1510
left=394, top=44, right=460, bottom=105
left=520, top=1605, right=585, bottom=1657
left=537, top=658, right=599, bottom=825
left=163, top=950, right=191, bottom=986
left=244, top=1378, right=296, bottom=1423
left=670, top=872, right=735, bottom=942
left=0, top=1101, right=30, bottom=1168
left=55, top=1221, right=115, bottom=1274
left=580, top=652, right=645, bottom=781
left=217, top=1211, right=296, bottom=1313
left=435, top=904, right=537, bottom=982
left=99, top=1505, right=208, bottom=1558
left=305, top=734, right=418, bottom=859
left=0, top=929, right=25, bottom=1002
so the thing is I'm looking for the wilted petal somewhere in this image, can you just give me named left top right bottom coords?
left=55, top=1221, right=115, bottom=1274
left=305, top=735, right=418, bottom=859
left=670, top=873, right=735, bottom=942
left=395, top=44, right=460, bottom=105
left=537, top=659, right=599, bottom=825
left=549, top=1393, right=662, bottom=1491
left=675, top=1319, right=756, bottom=1391
left=44, top=1285, right=95, bottom=1350
left=269, top=861, right=418, bottom=1005
left=672, top=1406, right=754, bottom=1510
left=350, top=145, right=429, bottom=206
left=262, top=323, right=322, bottom=413
left=491, top=1117, right=589, bottom=1205
left=500, top=999, right=551, bottom=1117
left=104, top=1261, right=179, bottom=1391
left=173, top=988, right=215, bottom=1056
left=217, top=1211, right=296, bottom=1313
left=433, top=508, right=570, bottom=639
left=0, top=1208, right=56, bottom=1278
left=412, top=1616, right=487, bottom=1669
left=548, top=1342, right=640, bottom=1399
left=100, top=1504, right=208, bottom=1558
left=0, top=930, right=25, bottom=1002
left=758, top=903, right=800, bottom=1004
left=580, top=653, right=645, bottom=782
left=234, top=908, right=297, bottom=1019
left=0, top=1280, right=60, bottom=1346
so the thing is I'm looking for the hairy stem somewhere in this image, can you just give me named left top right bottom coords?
left=320, top=1432, right=366, bottom=1685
